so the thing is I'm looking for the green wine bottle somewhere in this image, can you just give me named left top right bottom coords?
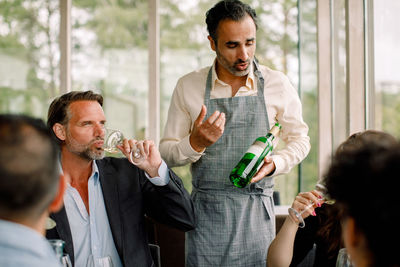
left=230, top=123, right=281, bottom=188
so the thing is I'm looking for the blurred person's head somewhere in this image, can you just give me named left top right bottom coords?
left=335, top=130, right=398, bottom=156
left=0, top=114, right=65, bottom=234
left=206, top=0, right=258, bottom=77
left=48, top=91, right=106, bottom=161
left=325, top=130, right=400, bottom=267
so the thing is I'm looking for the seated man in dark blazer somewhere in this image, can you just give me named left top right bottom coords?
left=46, top=91, right=195, bottom=267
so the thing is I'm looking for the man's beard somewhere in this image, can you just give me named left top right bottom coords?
left=78, top=147, right=104, bottom=161
left=66, top=135, right=105, bottom=161
left=216, top=50, right=251, bottom=77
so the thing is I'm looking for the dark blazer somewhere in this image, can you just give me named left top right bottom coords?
left=46, top=157, right=195, bottom=267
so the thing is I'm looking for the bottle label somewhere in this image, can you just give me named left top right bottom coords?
left=242, top=156, right=259, bottom=177
left=246, top=140, right=267, bottom=156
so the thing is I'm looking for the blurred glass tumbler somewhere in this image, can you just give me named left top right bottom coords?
left=61, top=254, right=72, bottom=267
left=48, top=239, right=72, bottom=267
left=336, top=248, right=354, bottom=267
left=86, top=255, right=114, bottom=267
left=103, top=128, right=144, bottom=163
left=49, top=239, right=64, bottom=259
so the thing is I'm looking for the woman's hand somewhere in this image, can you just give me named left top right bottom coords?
left=291, top=190, right=323, bottom=219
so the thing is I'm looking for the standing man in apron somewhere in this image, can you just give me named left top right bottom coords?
left=160, top=1, right=310, bottom=266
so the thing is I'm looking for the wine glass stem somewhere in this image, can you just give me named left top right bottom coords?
left=298, top=202, right=316, bottom=217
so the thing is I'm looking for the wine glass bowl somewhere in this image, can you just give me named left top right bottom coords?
left=288, top=183, right=333, bottom=228
left=103, top=129, right=124, bottom=154
left=103, top=128, right=145, bottom=164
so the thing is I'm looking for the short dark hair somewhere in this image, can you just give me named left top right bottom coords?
left=0, top=114, right=59, bottom=221
left=205, top=0, right=258, bottom=42
left=335, top=130, right=397, bottom=156
left=325, top=135, right=400, bottom=267
left=47, top=90, right=103, bottom=143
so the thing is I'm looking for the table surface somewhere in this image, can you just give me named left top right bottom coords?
left=274, top=205, right=290, bottom=215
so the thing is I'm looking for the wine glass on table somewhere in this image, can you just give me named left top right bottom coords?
left=103, top=128, right=146, bottom=164
left=48, top=239, right=72, bottom=267
left=288, top=183, right=334, bottom=228
left=86, top=255, right=114, bottom=267
left=336, top=248, right=354, bottom=267
left=61, top=254, right=73, bottom=267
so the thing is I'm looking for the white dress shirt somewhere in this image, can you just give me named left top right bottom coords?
left=160, top=60, right=310, bottom=176
left=63, top=160, right=169, bottom=266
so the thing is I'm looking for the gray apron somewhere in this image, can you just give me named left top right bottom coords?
left=186, top=61, right=275, bottom=267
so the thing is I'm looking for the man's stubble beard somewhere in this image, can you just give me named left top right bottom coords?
left=81, top=147, right=104, bottom=161
left=216, top=49, right=251, bottom=77
left=66, top=133, right=105, bottom=161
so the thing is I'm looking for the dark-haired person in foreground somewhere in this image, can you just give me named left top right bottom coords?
left=325, top=133, right=400, bottom=267
left=0, top=114, right=66, bottom=267
left=160, top=0, right=310, bottom=266
left=267, top=130, right=398, bottom=267
left=46, top=90, right=195, bottom=267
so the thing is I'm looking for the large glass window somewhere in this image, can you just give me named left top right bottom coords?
left=297, top=0, right=318, bottom=193
left=159, top=0, right=214, bottom=191
left=331, top=0, right=348, bottom=150
left=71, top=0, right=149, bottom=139
left=2, top=0, right=397, bottom=207
left=371, top=0, right=400, bottom=137
left=258, top=0, right=301, bottom=204
left=0, top=0, right=60, bottom=119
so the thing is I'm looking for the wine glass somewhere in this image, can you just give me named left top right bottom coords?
left=48, top=239, right=72, bottom=267
left=288, top=183, right=334, bottom=228
left=61, top=254, right=73, bottom=267
left=86, top=255, right=114, bottom=267
left=103, top=128, right=145, bottom=164
left=48, top=239, right=64, bottom=259
left=336, top=248, right=354, bottom=267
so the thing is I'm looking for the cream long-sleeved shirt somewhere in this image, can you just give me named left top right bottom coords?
left=160, top=61, right=310, bottom=176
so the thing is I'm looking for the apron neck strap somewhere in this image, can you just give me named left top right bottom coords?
left=253, top=58, right=265, bottom=97
left=205, top=66, right=213, bottom=101
left=204, top=59, right=265, bottom=101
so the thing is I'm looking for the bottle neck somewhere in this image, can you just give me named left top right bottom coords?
left=265, top=132, right=276, bottom=140
left=269, top=126, right=280, bottom=137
